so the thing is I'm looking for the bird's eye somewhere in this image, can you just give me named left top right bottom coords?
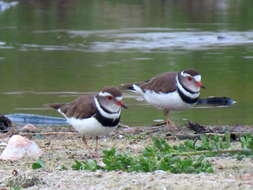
left=107, top=96, right=113, bottom=100
left=187, top=77, right=193, bottom=81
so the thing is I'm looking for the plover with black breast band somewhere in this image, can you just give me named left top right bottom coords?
left=49, top=87, right=127, bottom=150
left=121, top=69, right=204, bottom=129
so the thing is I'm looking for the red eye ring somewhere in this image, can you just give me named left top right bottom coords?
left=107, top=96, right=113, bottom=100
left=187, top=76, right=193, bottom=81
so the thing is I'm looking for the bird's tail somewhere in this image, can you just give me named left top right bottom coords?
left=120, top=82, right=145, bottom=96
left=196, top=97, right=236, bottom=107
left=45, top=103, right=63, bottom=110
left=120, top=83, right=135, bottom=91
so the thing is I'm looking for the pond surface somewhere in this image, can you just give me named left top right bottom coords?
left=0, top=0, right=253, bottom=126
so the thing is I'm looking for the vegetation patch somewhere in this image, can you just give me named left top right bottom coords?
left=72, top=134, right=253, bottom=173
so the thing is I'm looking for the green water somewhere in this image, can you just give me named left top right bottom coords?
left=0, top=0, right=253, bottom=126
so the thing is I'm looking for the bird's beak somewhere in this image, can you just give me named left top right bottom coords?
left=116, top=101, right=128, bottom=109
left=195, top=81, right=206, bottom=89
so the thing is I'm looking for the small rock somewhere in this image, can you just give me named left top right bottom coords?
left=122, top=128, right=137, bottom=134
left=21, top=124, right=38, bottom=132
left=153, top=170, right=167, bottom=175
left=118, top=135, right=124, bottom=139
left=97, top=161, right=106, bottom=168
left=94, top=171, right=103, bottom=178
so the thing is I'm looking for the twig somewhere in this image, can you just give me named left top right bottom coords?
left=174, top=133, right=250, bottom=140
left=19, top=132, right=78, bottom=137
left=171, top=149, right=252, bottom=156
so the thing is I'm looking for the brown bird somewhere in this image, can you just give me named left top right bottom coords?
left=49, top=87, right=127, bottom=150
left=121, top=69, right=204, bottom=129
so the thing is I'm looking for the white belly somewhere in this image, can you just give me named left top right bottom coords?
left=66, top=117, right=117, bottom=137
left=143, top=90, right=192, bottom=110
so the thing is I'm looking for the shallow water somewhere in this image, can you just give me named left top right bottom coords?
left=0, top=0, right=253, bottom=126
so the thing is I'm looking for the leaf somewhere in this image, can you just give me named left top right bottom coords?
left=32, top=159, right=45, bottom=169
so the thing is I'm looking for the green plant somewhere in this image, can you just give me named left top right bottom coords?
left=240, top=134, right=253, bottom=150
left=32, top=160, right=45, bottom=169
left=11, top=186, right=22, bottom=190
left=72, top=134, right=253, bottom=173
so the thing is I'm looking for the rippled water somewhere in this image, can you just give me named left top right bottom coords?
left=0, top=0, right=253, bottom=126
left=2, top=28, right=253, bottom=52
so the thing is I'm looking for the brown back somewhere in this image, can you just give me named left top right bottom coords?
left=139, top=72, right=178, bottom=93
left=50, top=95, right=96, bottom=119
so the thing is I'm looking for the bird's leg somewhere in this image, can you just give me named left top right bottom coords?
left=89, top=136, right=100, bottom=158
left=95, top=136, right=99, bottom=152
left=154, top=109, right=172, bottom=126
left=163, top=109, right=178, bottom=131
left=82, top=136, right=100, bottom=158
left=82, top=136, right=91, bottom=149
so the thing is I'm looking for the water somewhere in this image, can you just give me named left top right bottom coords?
left=0, top=0, right=253, bottom=126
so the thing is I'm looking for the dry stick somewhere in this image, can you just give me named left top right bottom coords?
left=19, top=132, right=78, bottom=137
left=171, top=149, right=252, bottom=157
left=174, top=132, right=250, bottom=140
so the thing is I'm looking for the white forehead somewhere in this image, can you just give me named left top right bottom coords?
left=116, top=96, right=123, bottom=101
left=181, top=72, right=201, bottom=81
left=99, top=91, right=123, bottom=100
left=194, top=75, right=201, bottom=82
left=181, top=71, right=191, bottom=77
left=99, top=92, right=112, bottom=97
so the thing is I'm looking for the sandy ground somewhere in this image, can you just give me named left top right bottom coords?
left=0, top=126, right=253, bottom=190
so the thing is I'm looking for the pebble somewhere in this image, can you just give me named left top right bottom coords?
left=21, top=124, right=38, bottom=132
left=95, top=171, right=103, bottom=178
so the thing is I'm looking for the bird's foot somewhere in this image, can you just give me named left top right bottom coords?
left=153, top=119, right=179, bottom=132
left=153, top=119, right=167, bottom=126
left=165, top=120, right=179, bottom=132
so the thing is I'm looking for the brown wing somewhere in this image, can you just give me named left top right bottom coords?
left=50, top=95, right=96, bottom=119
left=139, top=72, right=178, bottom=93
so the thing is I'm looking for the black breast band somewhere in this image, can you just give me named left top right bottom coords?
left=177, top=88, right=199, bottom=104
left=94, top=110, right=120, bottom=127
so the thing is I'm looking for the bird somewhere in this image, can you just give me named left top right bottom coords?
left=121, top=69, right=204, bottom=129
left=49, top=87, right=127, bottom=151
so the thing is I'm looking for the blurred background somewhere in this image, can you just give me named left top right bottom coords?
left=0, top=0, right=253, bottom=126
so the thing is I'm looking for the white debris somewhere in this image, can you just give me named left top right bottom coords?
left=0, top=135, right=42, bottom=160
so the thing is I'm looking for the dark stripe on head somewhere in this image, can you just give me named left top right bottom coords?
left=182, top=69, right=200, bottom=76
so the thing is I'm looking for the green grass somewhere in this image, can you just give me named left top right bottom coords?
left=72, top=134, right=253, bottom=173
